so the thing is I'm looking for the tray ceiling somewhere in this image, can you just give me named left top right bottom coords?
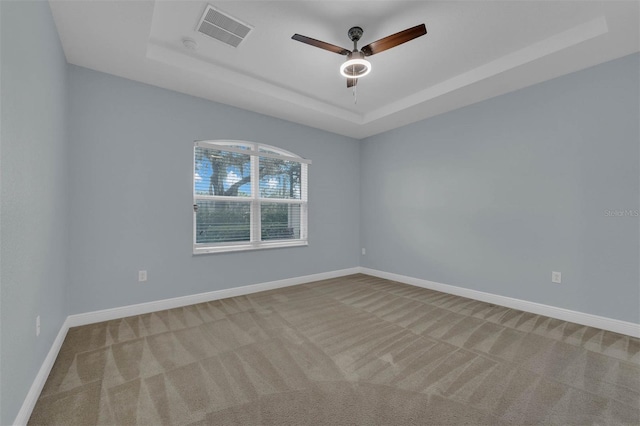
left=49, top=1, right=640, bottom=139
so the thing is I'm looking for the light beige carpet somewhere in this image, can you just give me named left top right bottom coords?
left=29, top=274, right=640, bottom=425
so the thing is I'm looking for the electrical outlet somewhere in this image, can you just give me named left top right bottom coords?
left=552, top=271, right=562, bottom=284
left=36, top=315, right=41, bottom=337
left=362, top=248, right=366, bottom=255
left=138, top=270, right=147, bottom=282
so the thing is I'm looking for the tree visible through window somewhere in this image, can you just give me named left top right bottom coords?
left=193, top=141, right=309, bottom=253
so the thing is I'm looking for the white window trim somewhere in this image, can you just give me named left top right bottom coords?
left=193, top=140, right=310, bottom=255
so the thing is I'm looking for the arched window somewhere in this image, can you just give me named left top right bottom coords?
left=193, top=140, right=310, bottom=254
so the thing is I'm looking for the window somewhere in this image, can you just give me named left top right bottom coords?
left=193, top=140, right=310, bottom=254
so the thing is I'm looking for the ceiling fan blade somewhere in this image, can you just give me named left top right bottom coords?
left=347, top=78, right=358, bottom=88
left=292, top=34, right=350, bottom=55
left=360, top=24, right=427, bottom=56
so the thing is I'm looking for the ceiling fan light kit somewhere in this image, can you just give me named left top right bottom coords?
left=292, top=23, right=427, bottom=91
left=340, top=53, right=372, bottom=78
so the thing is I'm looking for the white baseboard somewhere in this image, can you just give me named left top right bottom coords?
left=13, top=317, right=71, bottom=426
left=66, top=267, right=360, bottom=327
left=360, top=267, right=640, bottom=338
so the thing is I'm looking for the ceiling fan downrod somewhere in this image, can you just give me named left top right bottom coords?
left=348, top=26, right=364, bottom=51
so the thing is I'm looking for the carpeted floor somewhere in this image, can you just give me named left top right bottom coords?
left=29, top=274, right=640, bottom=425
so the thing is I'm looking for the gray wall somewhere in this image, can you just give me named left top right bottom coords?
left=67, top=65, right=361, bottom=314
left=361, top=53, right=640, bottom=323
left=0, top=1, right=69, bottom=423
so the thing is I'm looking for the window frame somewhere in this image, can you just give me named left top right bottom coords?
left=193, top=140, right=310, bottom=254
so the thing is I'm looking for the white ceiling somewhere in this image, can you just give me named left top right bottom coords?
left=49, top=1, right=639, bottom=139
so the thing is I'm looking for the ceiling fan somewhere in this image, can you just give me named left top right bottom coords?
left=292, top=24, right=427, bottom=88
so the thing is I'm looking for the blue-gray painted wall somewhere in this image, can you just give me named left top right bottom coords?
left=67, top=65, right=361, bottom=314
left=361, top=53, right=639, bottom=323
left=0, top=1, right=69, bottom=423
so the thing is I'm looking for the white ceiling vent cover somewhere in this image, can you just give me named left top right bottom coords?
left=196, top=5, right=252, bottom=48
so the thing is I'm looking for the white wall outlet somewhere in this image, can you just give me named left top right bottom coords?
left=552, top=271, right=562, bottom=284
left=138, top=270, right=147, bottom=282
left=362, top=248, right=366, bottom=255
left=36, top=315, right=41, bottom=337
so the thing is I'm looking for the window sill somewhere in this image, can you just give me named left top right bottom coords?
left=193, top=240, right=308, bottom=255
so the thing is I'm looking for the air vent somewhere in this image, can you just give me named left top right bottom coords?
left=196, top=5, right=252, bottom=48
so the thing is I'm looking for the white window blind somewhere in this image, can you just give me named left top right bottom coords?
left=193, top=141, right=310, bottom=254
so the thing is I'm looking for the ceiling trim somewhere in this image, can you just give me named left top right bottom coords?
left=363, top=16, right=609, bottom=123
left=146, top=40, right=364, bottom=124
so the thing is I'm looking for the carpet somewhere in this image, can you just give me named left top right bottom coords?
left=29, top=274, right=640, bottom=425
